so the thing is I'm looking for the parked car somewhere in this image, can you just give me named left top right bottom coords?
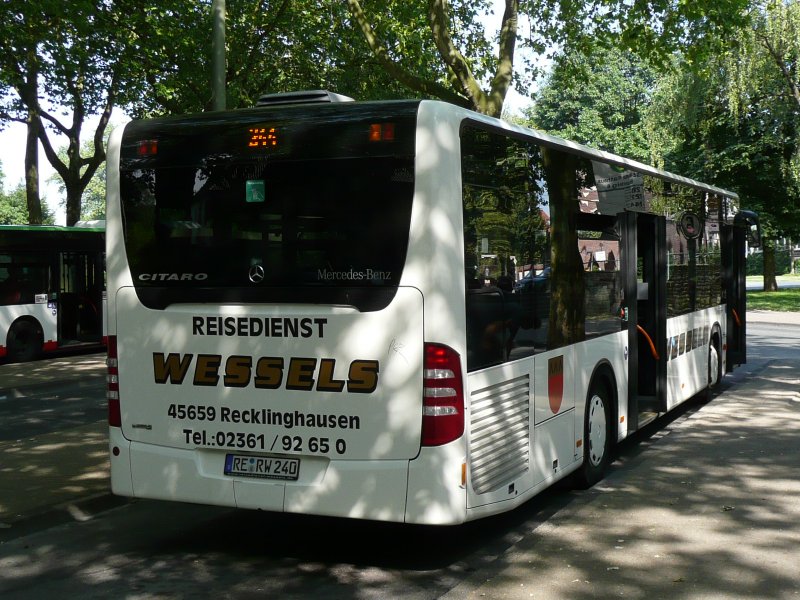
left=514, top=267, right=550, bottom=293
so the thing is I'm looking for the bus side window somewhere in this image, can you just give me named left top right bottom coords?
left=466, top=284, right=506, bottom=371
left=0, top=267, right=22, bottom=304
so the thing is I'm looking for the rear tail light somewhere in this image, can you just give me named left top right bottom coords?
left=422, top=343, right=464, bottom=446
left=107, top=335, right=121, bottom=426
left=136, top=139, right=158, bottom=156
left=368, top=122, right=395, bottom=142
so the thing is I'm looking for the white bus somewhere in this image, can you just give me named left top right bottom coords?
left=105, top=92, right=759, bottom=525
left=0, top=223, right=106, bottom=362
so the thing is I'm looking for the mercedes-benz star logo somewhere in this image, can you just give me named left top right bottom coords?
left=248, top=264, right=265, bottom=283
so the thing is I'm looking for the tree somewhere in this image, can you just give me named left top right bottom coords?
left=348, top=0, right=514, bottom=117
left=648, top=2, right=800, bottom=291
left=0, top=2, right=51, bottom=224
left=729, top=0, right=800, bottom=290
left=733, top=0, right=800, bottom=113
left=347, top=0, right=750, bottom=119
left=122, top=0, right=419, bottom=118
left=0, top=1, right=147, bottom=225
left=47, top=135, right=107, bottom=221
left=529, top=46, right=656, bottom=162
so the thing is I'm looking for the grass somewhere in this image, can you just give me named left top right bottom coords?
left=747, top=287, right=800, bottom=312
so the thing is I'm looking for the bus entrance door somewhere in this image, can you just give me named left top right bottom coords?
left=724, top=211, right=759, bottom=370
left=621, top=211, right=667, bottom=431
left=57, top=252, right=103, bottom=345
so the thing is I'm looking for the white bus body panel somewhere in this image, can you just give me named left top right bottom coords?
left=665, top=306, right=726, bottom=410
left=0, top=302, right=58, bottom=351
left=574, top=331, right=629, bottom=443
left=110, top=285, right=425, bottom=521
left=114, top=285, right=424, bottom=456
left=403, top=102, right=468, bottom=353
left=464, top=334, right=627, bottom=518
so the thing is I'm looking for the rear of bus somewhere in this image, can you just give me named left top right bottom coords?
left=106, top=100, right=468, bottom=524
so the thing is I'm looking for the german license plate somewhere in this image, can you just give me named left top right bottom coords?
left=224, top=454, right=300, bottom=481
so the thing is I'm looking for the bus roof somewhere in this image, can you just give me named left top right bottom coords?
left=429, top=101, right=739, bottom=201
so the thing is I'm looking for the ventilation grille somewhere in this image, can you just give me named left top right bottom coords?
left=469, top=375, right=530, bottom=495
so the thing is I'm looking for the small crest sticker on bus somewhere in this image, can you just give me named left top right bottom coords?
left=678, top=211, right=703, bottom=240
left=548, top=355, right=564, bottom=414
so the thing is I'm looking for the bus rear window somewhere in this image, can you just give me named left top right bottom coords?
left=119, top=107, right=417, bottom=310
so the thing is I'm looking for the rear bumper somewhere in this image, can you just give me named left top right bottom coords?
left=109, top=427, right=460, bottom=523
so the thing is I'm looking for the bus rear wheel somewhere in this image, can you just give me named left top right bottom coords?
left=7, top=320, right=43, bottom=362
left=576, top=381, right=611, bottom=488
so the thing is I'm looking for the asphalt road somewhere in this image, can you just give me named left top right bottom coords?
left=0, top=378, right=105, bottom=442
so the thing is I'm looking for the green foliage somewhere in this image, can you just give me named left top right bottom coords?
left=123, top=0, right=423, bottom=117
left=0, top=1, right=143, bottom=224
left=348, top=0, right=750, bottom=118
left=522, top=0, right=750, bottom=70
left=646, top=1, right=800, bottom=242
left=746, top=249, right=794, bottom=276
left=0, top=165, right=55, bottom=224
left=527, top=46, right=656, bottom=161
left=0, top=185, right=29, bottom=225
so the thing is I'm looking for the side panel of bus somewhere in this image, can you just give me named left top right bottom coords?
left=0, top=303, right=57, bottom=359
left=665, top=307, right=726, bottom=410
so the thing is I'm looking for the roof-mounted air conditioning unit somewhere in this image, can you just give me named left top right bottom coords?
left=255, top=90, right=355, bottom=106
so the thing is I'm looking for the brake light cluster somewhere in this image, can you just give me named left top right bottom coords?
left=422, top=343, right=464, bottom=446
left=107, top=335, right=121, bottom=427
left=136, top=139, right=158, bottom=156
left=369, top=122, right=395, bottom=142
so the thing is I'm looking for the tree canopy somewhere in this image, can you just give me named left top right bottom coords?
left=124, top=0, right=420, bottom=117
left=347, top=0, right=750, bottom=117
left=528, top=46, right=656, bottom=162
left=0, top=1, right=138, bottom=224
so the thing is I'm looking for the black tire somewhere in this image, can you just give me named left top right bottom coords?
left=7, top=320, right=43, bottom=362
left=575, top=380, right=611, bottom=488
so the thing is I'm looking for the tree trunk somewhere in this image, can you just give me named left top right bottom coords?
left=65, top=186, right=82, bottom=226
left=762, top=238, right=778, bottom=291
left=24, top=113, right=43, bottom=224
left=542, top=146, right=585, bottom=349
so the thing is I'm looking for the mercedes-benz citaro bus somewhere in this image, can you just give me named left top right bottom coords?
left=106, top=90, right=759, bottom=525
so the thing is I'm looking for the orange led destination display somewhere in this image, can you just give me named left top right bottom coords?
left=247, top=126, right=279, bottom=149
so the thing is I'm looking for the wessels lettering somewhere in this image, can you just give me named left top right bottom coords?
left=153, top=353, right=379, bottom=394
